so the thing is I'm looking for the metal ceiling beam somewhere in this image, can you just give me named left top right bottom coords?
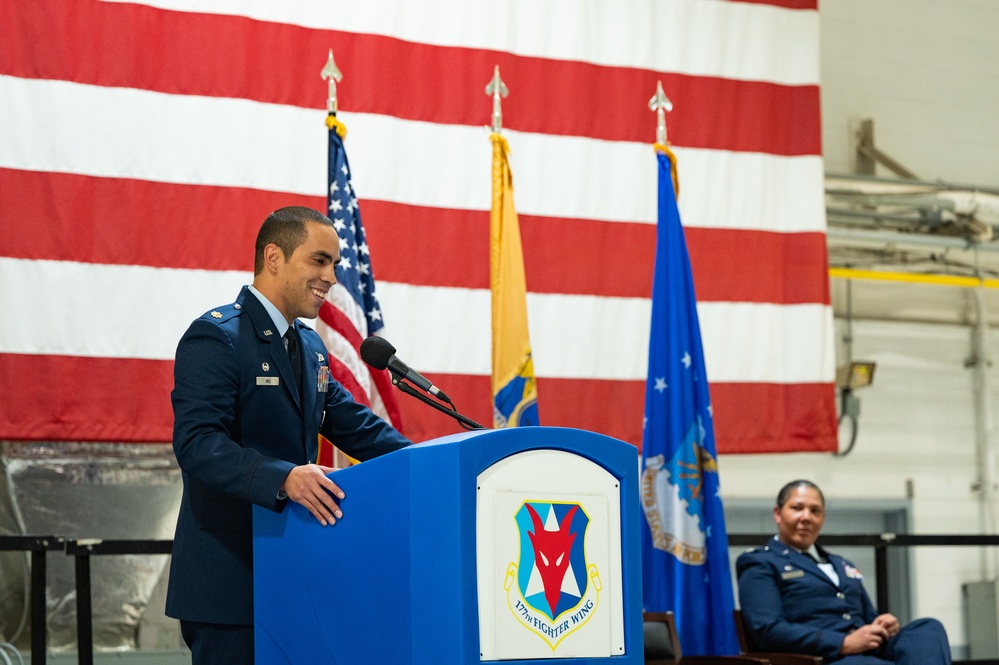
left=826, top=226, right=999, bottom=253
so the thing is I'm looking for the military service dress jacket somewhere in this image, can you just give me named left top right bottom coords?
left=736, top=536, right=877, bottom=660
left=165, top=286, right=410, bottom=625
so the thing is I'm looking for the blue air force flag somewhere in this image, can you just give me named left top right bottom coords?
left=640, top=146, right=739, bottom=656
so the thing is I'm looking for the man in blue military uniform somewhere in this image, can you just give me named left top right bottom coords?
left=165, top=206, right=411, bottom=663
left=737, top=480, right=950, bottom=664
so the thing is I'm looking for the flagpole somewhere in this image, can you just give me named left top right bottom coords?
left=485, top=65, right=508, bottom=134
left=321, top=48, right=342, bottom=117
left=649, top=80, right=672, bottom=146
left=640, top=81, right=739, bottom=655
left=486, top=66, right=540, bottom=428
left=322, top=49, right=347, bottom=138
left=649, top=80, right=679, bottom=197
left=319, top=48, right=350, bottom=469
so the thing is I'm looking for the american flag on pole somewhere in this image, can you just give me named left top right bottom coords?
left=0, top=0, right=835, bottom=453
left=315, top=116, right=403, bottom=466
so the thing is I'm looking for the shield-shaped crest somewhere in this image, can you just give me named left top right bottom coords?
left=640, top=416, right=717, bottom=565
left=515, top=501, right=589, bottom=621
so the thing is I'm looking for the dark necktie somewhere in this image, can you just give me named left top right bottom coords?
left=285, top=327, right=303, bottom=397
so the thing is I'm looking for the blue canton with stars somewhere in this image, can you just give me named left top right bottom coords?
left=328, top=128, right=383, bottom=334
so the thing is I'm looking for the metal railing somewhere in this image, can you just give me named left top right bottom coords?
left=5, top=533, right=999, bottom=663
left=63, top=539, right=173, bottom=665
left=0, top=537, right=171, bottom=665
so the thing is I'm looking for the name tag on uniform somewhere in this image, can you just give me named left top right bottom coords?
left=256, top=376, right=280, bottom=386
left=781, top=569, right=805, bottom=580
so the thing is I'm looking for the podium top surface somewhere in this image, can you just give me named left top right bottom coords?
left=402, top=425, right=637, bottom=464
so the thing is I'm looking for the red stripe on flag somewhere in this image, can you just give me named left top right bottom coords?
left=0, top=0, right=819, bottom=156
left=0, top=354, right=174, bottom=442
left=0, top=168, right=317, bottom=271
left=345, top=201, right=833, bottom=304
left=0, top=169, right=830, bottom=304
left=0, top=354, right=834, bottom=452
left=318, top=302, right=364, bottom=349
left=727, top=0, right=817, bottom=10
left=317, top=297, right=404, bottom=432
left=685, top=228, right=831, bottom=305
left=325, top=360, right=373, bottom=411
left=713, top=381, right=838, bottom=453
left=394, top=373, right=837, bottom=453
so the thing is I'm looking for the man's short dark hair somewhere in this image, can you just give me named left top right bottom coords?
left=253, top=206, right=334, bottom=275
left=776, top=479, right=825, bottom=508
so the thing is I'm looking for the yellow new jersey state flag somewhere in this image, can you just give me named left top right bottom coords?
left=490, top=133, right=539, bottom=428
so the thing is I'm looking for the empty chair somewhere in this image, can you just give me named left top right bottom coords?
left=644, top=611, right=770, bottom=665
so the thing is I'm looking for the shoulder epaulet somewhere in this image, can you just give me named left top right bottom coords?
left=201, top=301, right=243, bottom=324
left=740, top=546, right=771, bottom=556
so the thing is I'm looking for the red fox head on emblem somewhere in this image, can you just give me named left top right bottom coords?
left=526, top=504, right=578, bottom=616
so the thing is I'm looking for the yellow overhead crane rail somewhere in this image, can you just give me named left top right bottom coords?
left=829, top=267, right=999, bottom=290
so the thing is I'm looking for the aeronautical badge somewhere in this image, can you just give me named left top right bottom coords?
left=504, top=501, right=599, bottom=650
left=317, top=364, right=330, bottom=393
left=210, top=311, right=222, bottom=319
left=844, top=564, right=864, bottom=580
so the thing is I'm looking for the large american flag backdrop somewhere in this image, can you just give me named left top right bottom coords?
left=0, top=0, right=836, bottom=453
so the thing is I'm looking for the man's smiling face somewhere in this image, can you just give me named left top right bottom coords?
left=271, top=221, right=340, bottom=322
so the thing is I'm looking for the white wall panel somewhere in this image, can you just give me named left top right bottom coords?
left=819, top=0, right=999, bottom=186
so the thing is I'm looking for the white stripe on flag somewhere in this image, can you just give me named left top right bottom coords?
left=0, top=76, right=824, bottom=233
left=0, top=257, right=248, bottom=359
left=99, top=0, right=819, bottom=85
left=0, top=259, right=832, bottom=383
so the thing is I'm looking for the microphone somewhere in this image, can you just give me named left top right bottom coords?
left=360, top=336, right=451, bottom=403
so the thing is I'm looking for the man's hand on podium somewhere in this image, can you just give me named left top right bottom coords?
left=281, top=464, right=344, bottom=526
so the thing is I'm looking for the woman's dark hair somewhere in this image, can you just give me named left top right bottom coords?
left=776, top=479, right=825, bottom=508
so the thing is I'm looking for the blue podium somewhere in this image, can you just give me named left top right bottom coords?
left=253, top=426, right=644, bottom=664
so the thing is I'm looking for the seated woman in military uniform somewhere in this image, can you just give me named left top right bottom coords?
left=736, top=479, right=951, bottom=665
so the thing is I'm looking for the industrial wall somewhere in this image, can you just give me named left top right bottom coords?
left=819, top=0, right=999, bottom=185
left=721, top=0, right=999, bottom=653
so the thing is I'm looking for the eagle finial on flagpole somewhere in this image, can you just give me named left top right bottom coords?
left=485, top=65, right=509, bottom=133
left=321, top=48, right=343, bottom=116
left=649, top=80, right=673, bottom=145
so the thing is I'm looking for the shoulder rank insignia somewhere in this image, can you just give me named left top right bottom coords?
left=210, top=311, right=222, bottom=319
